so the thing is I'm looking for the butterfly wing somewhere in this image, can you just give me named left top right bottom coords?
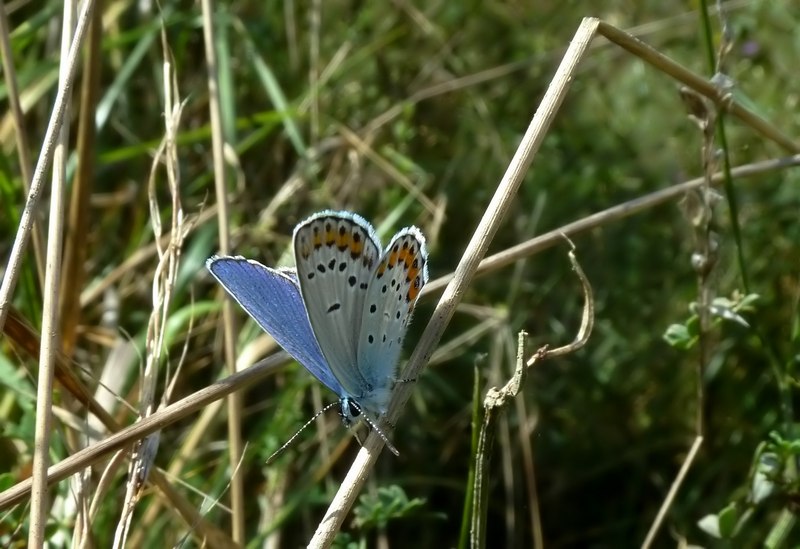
left=356, top=227, right=429, bottom=415
left=206, top=255, right=344, bottom=395
left=293, top=211, right=382, bottom=397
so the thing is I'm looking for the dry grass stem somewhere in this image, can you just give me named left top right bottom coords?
left=201, top=0, right=246, bottom=540
left=597, top=21, right=799, bottom=153
left=112, top=35, right=188, bottom=548
left=0, top=0, right=96, bottom=333
left=0, top=3, right=44, bottom=284
left=28, top=2, right=76, bottom=545
left=58, top=0, right=102, bottom=357
left=422, top=154, right=800, bottom=299
left=0, top=353, right=287, bottom=510
left=3, top=310, right=237, bottom=546
left=642, top=436, right=705, bottom=548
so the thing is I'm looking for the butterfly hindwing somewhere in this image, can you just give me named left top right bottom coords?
left=356, top=227, right=428, bottom=414
left=206, top=256, right=344, bottom=395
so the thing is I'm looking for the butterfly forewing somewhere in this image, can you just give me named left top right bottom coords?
left=206, top=256, right=345, bottom=395
left=356, top=228, right=428, bottom=413
left=293, top=212, right=382, bottom=397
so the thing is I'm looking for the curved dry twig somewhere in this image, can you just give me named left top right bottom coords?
left=471, top=242, right=593, bottom=546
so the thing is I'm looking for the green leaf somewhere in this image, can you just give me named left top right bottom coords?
left=718, top=502, right=739, bottom=538
left=663, top=323, right=693, bottom=349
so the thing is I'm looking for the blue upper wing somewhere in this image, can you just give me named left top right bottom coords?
left=206, top=255, right=344, bottom=396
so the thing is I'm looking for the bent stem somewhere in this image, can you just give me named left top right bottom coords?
left=471, top=245, right=594, bottom=548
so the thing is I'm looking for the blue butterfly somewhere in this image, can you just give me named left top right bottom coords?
left=207, top=210, right=428, bottom=454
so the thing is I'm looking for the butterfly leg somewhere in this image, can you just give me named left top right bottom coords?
left=393, top=377, right=418, bottom=384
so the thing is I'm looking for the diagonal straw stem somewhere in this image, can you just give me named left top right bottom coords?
left=307, top=17, right=602, bottom=549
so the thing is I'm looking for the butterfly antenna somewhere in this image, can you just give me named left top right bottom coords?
left=351, top=402, right=400, bottom=457
left=265, top=401, right=340, bottom=465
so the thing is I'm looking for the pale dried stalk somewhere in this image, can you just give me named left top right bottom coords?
left=641, top=436, right=704, bottom=548
left=0, top=3, right=44, bottom=284
left=596, top=21, right=799, bottom=153
left=0, top=354, right=287, bottom=510
left=28, top=1, right=76, bottom=545
left=200, top=0, right=246, bottom=540
left=423, top=155, right=800, bottom=298
left=2, top=310, right=236, bottom=547
left=112, top=34, right=187, bottom=548
left=0, top=0, right=96, bottom=333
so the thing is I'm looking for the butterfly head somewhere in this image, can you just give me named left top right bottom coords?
left=338, top=396, right=399, bottom=456
left=338, top=397, right=362, bottom=428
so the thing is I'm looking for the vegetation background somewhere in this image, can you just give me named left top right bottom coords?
left=1, top=0, right=799, bottom=547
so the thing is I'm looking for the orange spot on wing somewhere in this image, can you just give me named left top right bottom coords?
left=405, top=247, right=425, bottom=301
left=351, top=237, right=363, bottom=257
left=337, top=229, right=349, bottom=250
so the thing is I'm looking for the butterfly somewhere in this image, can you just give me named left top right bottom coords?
left=207, top=210, right=429, bottom=455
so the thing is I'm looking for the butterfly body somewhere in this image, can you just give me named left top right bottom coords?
left=207, top=210, right=428, bottom=439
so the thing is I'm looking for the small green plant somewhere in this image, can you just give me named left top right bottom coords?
left=663, top=292, right=759, bottom=350
left=698, top=431, right=800, bottom=545
left=331, top=485, right=434, bottom=548
left=351, top=485, right=428, bottom=531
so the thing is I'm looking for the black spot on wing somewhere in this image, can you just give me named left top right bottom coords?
left=327, top=303, right=341, bottom=313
